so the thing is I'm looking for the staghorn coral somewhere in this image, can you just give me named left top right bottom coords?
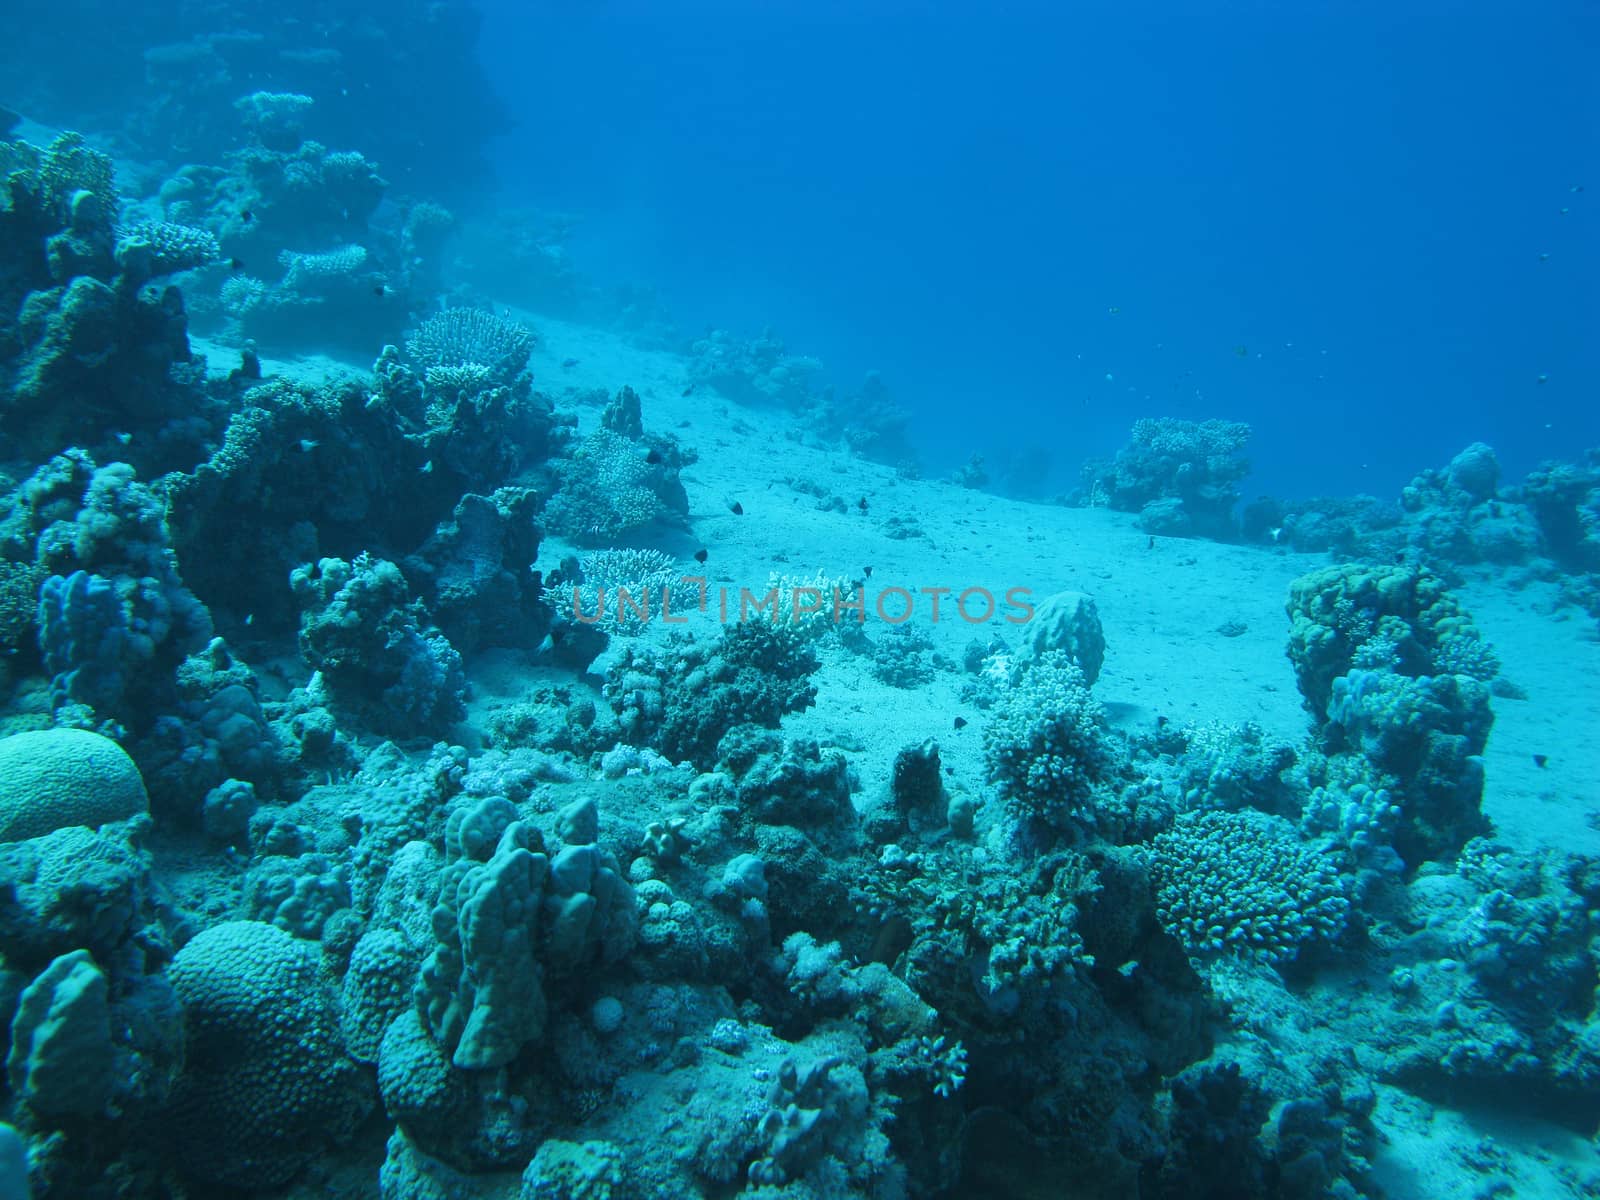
left=278, top=242, right=369, bottom=289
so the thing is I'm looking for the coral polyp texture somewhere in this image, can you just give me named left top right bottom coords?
left=0, top=728, right=148, bottom=842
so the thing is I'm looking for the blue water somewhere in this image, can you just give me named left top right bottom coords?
left=482, top=0, right=1598, bottom=499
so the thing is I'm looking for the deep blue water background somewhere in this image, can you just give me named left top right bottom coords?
left=480, top=1, right=1597, bottom=501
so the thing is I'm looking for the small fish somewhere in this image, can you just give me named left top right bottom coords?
left=857, top=497, right=869, bottom=513
left=244, top=613, right=254, bottom=625
left=240, top=209, right=254, bottom=223
left=1233, top=345, right=1248, bottom=357
left=114, top=431, right=132, bottom=445
left=1537, top=374, right=1549, bottom=385
left=862, top=565, right=873, bottom=578
left=693, top=548, right=708, bottom=564
left=229, top=258, right=245, bottom=271
left=299, top=439, right=319, bottom=452
left=644, top=448, right=662, bottom=465
left=372, top=284, right=386, bottom=297
left=728, top=500, right=744, bottom=516
left=561, top=357, right=580, bottom=369
left=549, top=627, right=565, bottom=645
left=1533, top=753, right=1548, bottom=768
left=420, top=460, right=433, bottom=473
left=682, top=384, right=695, bottom=396
left=869, top=914, right=913, bottom=965
left=953, top=716, right=967, bottom=730
left=1108, top=305, right=1120, bottom=315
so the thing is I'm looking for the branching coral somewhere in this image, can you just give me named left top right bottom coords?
left=406, top=307, right=535, bottom=386
left=983, top=650, right=1114, bottom=829
left=1151, top=808, right=1349, bottom=967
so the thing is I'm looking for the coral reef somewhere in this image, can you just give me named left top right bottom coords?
left=0, top=72, right=1587, bottom=1200
left=604, top=621, right=820, bottom=770
left=1088, top=417, right=1252, bottom=538
left=544, top=386, right=692, bottom=544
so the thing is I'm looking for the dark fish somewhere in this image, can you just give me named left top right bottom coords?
left=857, top=497, right=869, bottom=512
left=561, top=357, right=580, bottom=368
left=240, top=209, right=253, bottom=223
left=645, top=449, right=662, bottom=465
left=868, top=914, right=914, bottom=965
left=863, top=565, right=873, bottom=578
left=1147, top=535, right=1155, bottom=550
left=372, top=284, right=386, bottom=297
left=953, top=716, right=967, bottom=730
left=1533, top=753, right=1548, bottom=768
left=728, top=500, right=744, bottom=516
left=549, top=627, right=565, bottom=645
left=682, top=384, right=695, bottom=396
left=693, top=548, right=708, bottom=564
left=229, top=258, right=245, bottom=271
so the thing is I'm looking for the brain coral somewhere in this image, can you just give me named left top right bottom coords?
left=0, top=728, right=148, bottom=843
left=1018, top=590, right=1107, bottom=685
left=166, top=920, right=371, bottom=1188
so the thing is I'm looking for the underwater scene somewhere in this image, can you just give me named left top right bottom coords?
left=0, top=2, right=1596, bottom=1197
